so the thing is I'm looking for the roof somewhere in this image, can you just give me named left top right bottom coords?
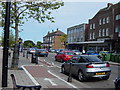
left=89, top=2, right=120, bottom=20
left=44, top=30, right=65, bottom=37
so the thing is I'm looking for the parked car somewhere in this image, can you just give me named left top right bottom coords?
left=27, top=48, right=37, bottom=54
left=55, top=49, right=68, bottom=53
left=85, top=50, right=99, bottom=56
left=114, top=76, right=120, bottom=90
left=49, top=49, right=56, bottom=53
left=61, top=55, right=111, bottom=81
left=55, top=51, right=75, bottom=62
left=36, top=49, right=48, bottom=57
left=72, top=50, right=82, bottom=55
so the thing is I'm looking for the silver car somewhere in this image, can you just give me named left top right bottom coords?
left=61, top=55, right=111, bottom=82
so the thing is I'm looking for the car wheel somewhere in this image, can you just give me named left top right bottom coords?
left=116, top=81, right=120, bottom=90
left=61, top=66, right=66, bottom=74
left=55, top=57, right=57, bottom=61
left=102, top=76, right=109, bottom=80
left=78, top=71, right=87, bottom=82
left=60, top=58, right=63, bottom=62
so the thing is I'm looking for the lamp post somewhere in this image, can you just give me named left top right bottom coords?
left=2, top=2, right=11, bottom=87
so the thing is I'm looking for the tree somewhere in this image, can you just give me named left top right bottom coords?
left=0, top=0, right=64, bottom=69
left=60, top=34, right=67, bottom=43
left=36, top=41, right=42, bottom=49
left=23, top=40, right=35, bottom=48
left=0, top=30, right=15, bottom=48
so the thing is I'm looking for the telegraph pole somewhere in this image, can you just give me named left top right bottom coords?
left=2, top=1, right=11, bottom=87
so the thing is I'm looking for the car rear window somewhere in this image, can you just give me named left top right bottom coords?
left=65, top=52, right=74, bottom=55
left=82, top=56, right=102, bottom=62
left=39, top=49, right=46, bottom=51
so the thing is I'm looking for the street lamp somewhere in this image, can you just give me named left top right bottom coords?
left=2, top=2, right=11, bottom=87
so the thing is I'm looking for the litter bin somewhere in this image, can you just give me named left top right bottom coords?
left=31, top=53, right=38, bottom=64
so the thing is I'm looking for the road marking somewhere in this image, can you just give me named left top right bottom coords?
left=44, top=78, right=57, bottom=86
left=52, top=62, right=54, bottom=65
left=48, top=70, right=78, bottom=88
left=21, top=65, right=40, bottom=85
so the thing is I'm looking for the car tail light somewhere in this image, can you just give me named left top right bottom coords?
left=86, top=65, right=94, bottom=68
left=106, top=63, right=110, bottom=67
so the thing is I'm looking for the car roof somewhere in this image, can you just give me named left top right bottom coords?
left=74, top=55, right=98, bottom=57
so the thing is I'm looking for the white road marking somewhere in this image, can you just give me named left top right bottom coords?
left=52, top=62, right=54, bottom=65
left=44, top=59, right=46, bottom=61
left=48, top=70, right=78, bottom=88
left=21, top=65, right=40, bottom=85
left=44, top=78, right=57, bottom=86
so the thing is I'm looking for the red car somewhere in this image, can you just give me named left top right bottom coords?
left=55, top=51, right=75, bottom=62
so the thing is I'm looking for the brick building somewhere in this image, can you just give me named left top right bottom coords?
left=88, top=2, right=120, bottom=52
left=42, top=29, right=66, bottom=50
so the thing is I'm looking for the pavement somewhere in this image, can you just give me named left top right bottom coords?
left=0, top=50, right=120, bottom=90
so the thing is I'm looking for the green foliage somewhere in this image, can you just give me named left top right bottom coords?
left=60, top=34, right=67, bottom=43
left=0, top=29, right=15, bottom=47
left=23, top=40, right=35, bottom=48
left=36, top=41, right=42, bottom=49
left=0, top=1, right=64, bottom=30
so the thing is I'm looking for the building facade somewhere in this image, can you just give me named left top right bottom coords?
left=43, top=29, right=66, bottom=50
left=88, top=2, right=120, bottom=52
left=67, top=23, right=88, bottom=51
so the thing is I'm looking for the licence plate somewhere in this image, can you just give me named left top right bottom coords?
left=96, top=72, right=105, bottom=75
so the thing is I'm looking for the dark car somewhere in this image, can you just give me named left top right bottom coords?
left=27, top=48, right=37, bottom=54
left=61, top=55, right=111, bottom=81
left=114, top=76, right=120, bottom=90
left=85, top=50, right=99, bottom=56
left=36, top=49, right=48, bottom=57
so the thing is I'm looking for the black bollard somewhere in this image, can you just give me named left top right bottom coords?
left=35, top=54, right=38, bottom=64
left=23, top=50, right=25, bottom=57
left=26, top=52, right=28, bottom=59
left=67, top=61, right=72, bottom=82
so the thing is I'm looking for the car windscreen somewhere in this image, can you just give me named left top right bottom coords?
left=82, top=56, right=102, bottom=62
left=65, top=52, right=74, bottom=55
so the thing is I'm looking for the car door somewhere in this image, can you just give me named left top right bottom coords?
left=57, top=52, right=64, bottom=61
left=70, top=56, right=80, bottom=75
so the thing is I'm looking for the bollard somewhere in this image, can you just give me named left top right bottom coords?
left=26, top=52, right=28, bottom=59
left=23, top=50, right=25, bottom=57
left=35, top=54, right=38, bottom=64
left=31, top=53, right=35, bottom=63
left=67, top=61, right=72, bottom=82
left=31, top=53, right=38, bottom=64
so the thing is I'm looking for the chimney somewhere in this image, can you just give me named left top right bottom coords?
left=57, top=28, right=59, bottom=31
left=47, top=31, right=50, bottom=34
left=52, top=30, right=54, bottom=32
left=107, top=3, right=113, bottom=8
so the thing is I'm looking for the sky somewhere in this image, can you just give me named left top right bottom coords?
left=0, top=0, right=119, bottom=43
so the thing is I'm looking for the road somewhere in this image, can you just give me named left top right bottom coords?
left=38, top=53, right=120, bottom=89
